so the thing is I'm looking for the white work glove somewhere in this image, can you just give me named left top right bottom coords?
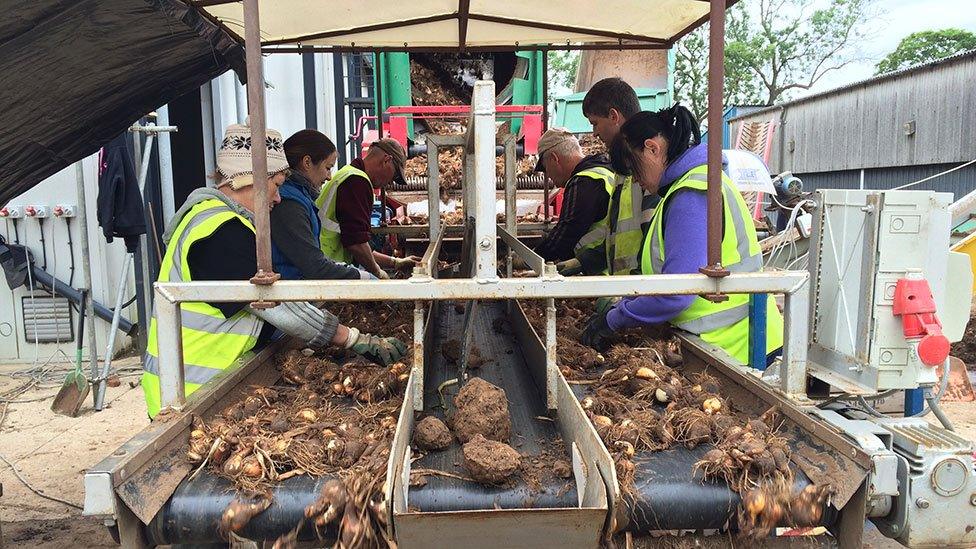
left=374, top=269, right=391, bottom=280
left=394, top=256, right=422, bottom=272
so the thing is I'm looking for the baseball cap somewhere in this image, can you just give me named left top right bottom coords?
left=369, top=138, right=407, bottom=185
left=534, top=128, right=578, bottom=173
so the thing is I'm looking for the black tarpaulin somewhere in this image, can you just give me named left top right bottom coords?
left=0, top=0, right=245, bottom=205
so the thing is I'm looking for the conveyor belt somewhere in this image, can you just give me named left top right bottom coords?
left=408, top=301, right=579, bottom=512
left=147, top=472, right=336, bottom=546
left=566, top=376, right=822, bottom=533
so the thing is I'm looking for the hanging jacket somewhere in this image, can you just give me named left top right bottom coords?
left=96, top=133, right=146, bottom=252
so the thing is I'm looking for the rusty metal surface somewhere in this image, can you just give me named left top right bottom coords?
left=117, top=443, right=191, bottom=525
left=86, top=338, right=291, bottom=528
left=679, top=335, right=870, bottom=508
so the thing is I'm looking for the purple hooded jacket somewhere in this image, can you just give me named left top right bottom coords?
left=606, top=144, right=715, bottom=331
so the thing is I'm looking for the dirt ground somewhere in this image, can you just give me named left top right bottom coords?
left=0, top=357, right=148, bottom=548
left=0, top=353, right=972, bottom=548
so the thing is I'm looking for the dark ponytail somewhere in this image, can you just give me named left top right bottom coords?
left=283, top=129, right=337, bottom=169
left=609, top=104, right=701, bottom=183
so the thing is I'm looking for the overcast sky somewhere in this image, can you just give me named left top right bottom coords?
left=804, top=0, right=976, bottom=95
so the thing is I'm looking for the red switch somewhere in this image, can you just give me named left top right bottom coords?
left=0, top=207, right=8, bottom=217
left=24, top=206, right=36, bottom=217
left=893, top=276, right=950, bottom=366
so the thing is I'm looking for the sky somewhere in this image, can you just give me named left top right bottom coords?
left=803, top=0, right=976, bottom=95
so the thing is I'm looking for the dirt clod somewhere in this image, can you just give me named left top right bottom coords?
left=462, top=434, right=522, bottom=484
left=452, top=377, right=512, bottom=443
left=413, top=416, right=453, bottom=451
left=553, top=459, right=573, bottom=479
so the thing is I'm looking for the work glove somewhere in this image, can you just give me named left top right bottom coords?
left=556, top=258, right=582, bottom=276
left=359, top=270, right=378, bottom=280
left=374, top=269, right=391, bottom=280
left=580, top=310, right=614, bottom=351
left=594, top=296, right=619, bottom=315
left=346, top=327, right=407, bottom=366
left=394, top=256, right=422, bottom=272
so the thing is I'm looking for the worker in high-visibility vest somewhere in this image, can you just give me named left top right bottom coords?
left=582, top=77, right=658, bottom=276
left=316, top=138, right=420, bottom=279
left=581, top=105, right=783, bottom=366
left=141, top=123, right=407, bottom=418
left=530, top=128, right=615, bottom=275
left=270, top=129, right=374, bottom=281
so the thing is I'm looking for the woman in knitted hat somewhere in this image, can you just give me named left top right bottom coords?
left=140, top=122, right=407, bottom=419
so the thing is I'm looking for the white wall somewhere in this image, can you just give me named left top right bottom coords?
left=0, top=53, right=341, bottom=364
left=0, top=155, right=136, bottom=363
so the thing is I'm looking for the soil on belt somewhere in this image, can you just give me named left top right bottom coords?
left=450, top=377, right=512, bottom=444
left=412, top=416, right=453, bottom=451
left=461, top=434, right=522, bottom=484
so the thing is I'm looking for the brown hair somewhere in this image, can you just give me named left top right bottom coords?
left=283, top=129, right=337, bottom=169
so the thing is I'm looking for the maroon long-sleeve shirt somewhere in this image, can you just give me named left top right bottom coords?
left=335, top=158, right=374, bottom=248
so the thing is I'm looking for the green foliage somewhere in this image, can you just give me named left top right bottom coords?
left=547, top=50, right=581, bottom=91
left=674, top=0, right=873, bottom=124
left=876, top=29, right=976, bottom=74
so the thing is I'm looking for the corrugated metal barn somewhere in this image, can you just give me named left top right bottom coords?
left=729, top=49, right=976, bottom=200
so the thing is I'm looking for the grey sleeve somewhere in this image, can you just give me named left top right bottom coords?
left=247, top=301, right=340, bottom=348
left=270, top=200, right=362, bottom=280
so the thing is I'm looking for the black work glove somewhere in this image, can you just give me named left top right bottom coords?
left=580, top=310, right=614, bottom=351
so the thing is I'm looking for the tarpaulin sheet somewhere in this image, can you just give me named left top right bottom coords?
left=0, top=0, right=244, bottom=205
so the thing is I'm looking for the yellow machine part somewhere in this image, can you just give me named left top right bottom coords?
left=951, top=232, right=976, bottom=291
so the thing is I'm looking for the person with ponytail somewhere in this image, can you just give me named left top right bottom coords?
left=271, top=129, right=373, bottom=281
left=580, top=105, right=783, bottom=367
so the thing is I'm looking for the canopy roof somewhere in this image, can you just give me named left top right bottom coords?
left=198, top=0, right=730, bottom=50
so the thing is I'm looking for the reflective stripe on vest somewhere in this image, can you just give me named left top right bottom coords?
left=607, top=174, right=645, bottom=275
left=142, top=199, right=263, bottom=418
left=641, top=166, right=762, bottom=334
left=572, top=167, right=615, bottom=250
left=315, top=164, right=369, bottom=263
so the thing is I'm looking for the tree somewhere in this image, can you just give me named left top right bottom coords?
left=547, top=50, right=580, bottom=91
left=875, top=29, right=976, bottom=74
left=674, top=10, right=763, bottom=124
left=674, top=0, right=874, bottom=122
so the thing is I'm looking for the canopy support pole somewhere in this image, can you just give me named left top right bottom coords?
left=700, top=0, right=730, bottom=285
left=243, top=0, right=280, bottom=292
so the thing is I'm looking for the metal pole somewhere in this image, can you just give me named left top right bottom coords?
left=472, top=81, right=497, bottom=279
left=703, top=0, right=726, bottom=275
left=333, top=52, right=347, bottom=165
left=156, top=106, right=176, bottom=221
left=780, top=278, right=809, bottom=398
left=541, top=48, right=549, bottom=131
left=155, top=293, right=185, bottom=409
left=74, top=161, right=100, bottom=403
left=93, top=255, right=131, bottom=410
left=243, top=0, right=277, bottom=284
left=376, top=53, right=388, bottom=225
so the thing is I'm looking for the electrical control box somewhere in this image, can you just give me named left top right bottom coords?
left=806, top=190, right=968, bottom=392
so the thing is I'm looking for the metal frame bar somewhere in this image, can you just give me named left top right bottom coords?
left=243, top=0, right=274, bottom=280
left=497, top=225, right=547, bottom=276
left=471, top=81, right=497, bottom=280
left=152, top=271, right=811, bottom=409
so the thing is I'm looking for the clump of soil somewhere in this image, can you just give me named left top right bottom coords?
left=413, top=416, right=452, bottom=451
left=462, top=434, right=522, bottom=484
left=452, top=377, right=512, bottom=443
left=553, top=459, right=573, bottom=479
left=440, top=340, right=489, bottom=369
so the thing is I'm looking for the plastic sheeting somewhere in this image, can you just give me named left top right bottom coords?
left=0, top=0, right=245, bottom=205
